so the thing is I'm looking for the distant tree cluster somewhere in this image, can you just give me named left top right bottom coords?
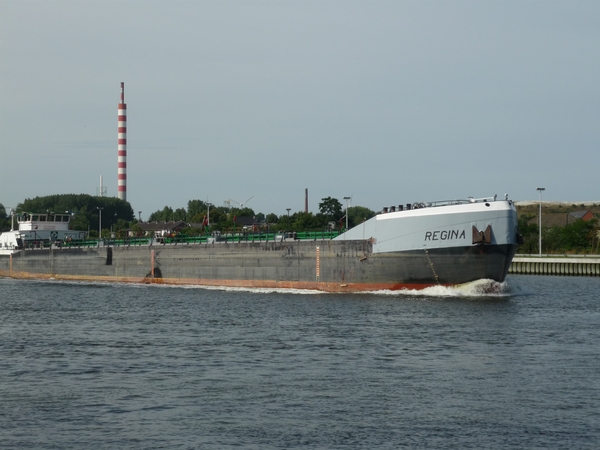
left=0, top=204, right=11, bottom=232
left=14, top=194, right=135, bottom=238
left=145, top=197, right=377, bottom=233
left=518, top=214, right=599, bottom=254
left=543, top=219, right=599, bottom=253
left=3, top=195, right=373, bottom=237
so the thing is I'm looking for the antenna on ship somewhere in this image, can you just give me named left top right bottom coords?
left=117, top=82, right=127, bottom=202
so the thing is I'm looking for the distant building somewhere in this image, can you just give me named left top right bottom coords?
left=569, top=211, right=594, bottom=222
left=134, top=221, right=187, bottom=237
left=529, top=211, right=595, bottom=228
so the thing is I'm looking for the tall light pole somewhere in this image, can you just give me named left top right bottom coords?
left=138, top=211, right=142, bottom=222
left=97, top=207, right=104, bottom=239
left=207, top=202, right=212, bottom=227
left=536, top=187, right=545, bottom=256
left=286, top=208, right=291, bottom=220
left=343, top=196, right=351, bottom=231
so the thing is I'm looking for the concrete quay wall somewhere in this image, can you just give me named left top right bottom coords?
left=509, top=256, right=600, bottom=276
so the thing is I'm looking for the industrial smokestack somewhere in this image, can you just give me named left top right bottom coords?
left=305, top=188, right=308, bottom=213
left=117, top=82, right=127, bottom=201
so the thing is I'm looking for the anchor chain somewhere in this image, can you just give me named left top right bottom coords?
left=424, top=248, right=440, bottom=285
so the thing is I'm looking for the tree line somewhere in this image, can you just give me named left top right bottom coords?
left=146, top=197, right=377, bottom=233
left=0, top=195, right=376, bottom=237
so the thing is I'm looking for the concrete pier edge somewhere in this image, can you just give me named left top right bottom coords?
left=510, top=255, right=600, bottom=276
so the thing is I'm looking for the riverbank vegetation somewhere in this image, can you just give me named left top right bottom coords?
left=516, top=203, right=600, bottom=254
left=1, top=195, right=376, bottom=238
left=146, top=197, right=376, bottom=234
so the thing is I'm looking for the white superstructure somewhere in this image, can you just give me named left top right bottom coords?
left=0, top=212, right=86, bottom=254
left=335, top=195, right=519, bottom=253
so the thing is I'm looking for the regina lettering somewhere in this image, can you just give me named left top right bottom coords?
left=425, top=229, right=466, bottom=241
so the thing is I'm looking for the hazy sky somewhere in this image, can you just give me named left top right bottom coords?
left=1, top=1, right=598, bottom=218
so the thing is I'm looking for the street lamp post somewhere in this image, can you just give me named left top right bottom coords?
left=536, top=187, right=545, bottom=256
left=97, top=207, right=104, bottom=239
left=286, top=208, right=291, bottom=220
left=343, top=196, right=351, bottom=231
left=111, top=213, right=117, bottom=237
left=207, top=202, right=212, bottom=227
left=138, top=211, right=142, bottom=222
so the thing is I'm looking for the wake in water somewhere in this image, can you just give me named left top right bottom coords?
left=368, top=278, right=525, bottom=298
left=174, top=284, right=324, bottom=295
left=14, top=277, right=527, bottom=297
left=145, top=279, right=526, bottom=297
left=22, top=278, right=325, bottom=295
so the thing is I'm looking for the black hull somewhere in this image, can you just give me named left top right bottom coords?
left=371, top=244, right=517, bottom=286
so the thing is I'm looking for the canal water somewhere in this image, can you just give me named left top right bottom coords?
left=0, top=275, right=598, bottom=449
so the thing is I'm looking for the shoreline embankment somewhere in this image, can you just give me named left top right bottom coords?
left=509, top=255, right=600, bottom=276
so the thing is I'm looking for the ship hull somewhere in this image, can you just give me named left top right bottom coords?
left=0, top=198, right=519, bottom=292
left=0, top=240, right=516, bottom=292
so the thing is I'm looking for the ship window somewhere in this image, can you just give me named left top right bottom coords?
left=63, top=216, right=70, bottom=222
left=48, top=215, right=55, bottom=221
left=32, top=215, right=39, bottom=221
left=39, top=216, right=46, bottom=222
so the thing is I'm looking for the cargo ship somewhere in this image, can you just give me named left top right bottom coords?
left=0, top=195, right=519, bottom=292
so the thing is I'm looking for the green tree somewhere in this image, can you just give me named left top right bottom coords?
left=149, top=206, right=174, bottom=222
left=114, top=218, right=131, bottom=237
left=347, top=206, right=376, bottom=228
left=129, top=223, right=143, bottom=237
left=17, top=194, right=134, bottom=233
left=189, top=212, right=207, bottom=223
left=232, top=207, right=255, bottom=218
left=173, top=207, right=187, bottom=221
left=319, top=197, right=343, bottom=221
left=70, top=206, right=90, bottom=232
left=544, top=219, right=598, bottom=253
left=0, top=203, right=10, bottom=231
left=207, top=207, right=227, bottom=229
left=517, top=214, right=539, bottom=254
left=187, top=199, right=207, bottom=219
left=291, top=212, right=320, bottom=231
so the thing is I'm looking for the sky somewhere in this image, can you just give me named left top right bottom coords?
left=1, top=0, right=598, bottom=219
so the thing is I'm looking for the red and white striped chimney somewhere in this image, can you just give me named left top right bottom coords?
left=117, top=82, right=127, bottom=201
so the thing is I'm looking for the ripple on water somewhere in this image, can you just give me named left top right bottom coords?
left=0, top=275, right=598, bottom=449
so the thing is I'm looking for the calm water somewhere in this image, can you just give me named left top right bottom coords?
left=1, top=276, right=599, bottom=449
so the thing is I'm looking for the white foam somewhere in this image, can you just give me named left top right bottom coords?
left=169, top=284, right=324, bottom=295
left=8, top=278, right=324, bottom=294
left=367, top=279, right=519, bottom=298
